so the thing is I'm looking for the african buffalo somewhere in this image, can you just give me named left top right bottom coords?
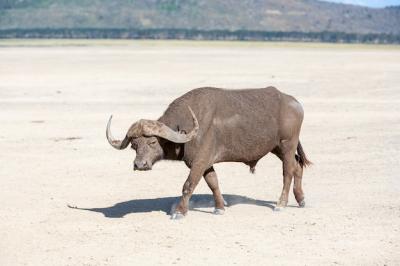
left=106, top=86, right=311, bottom=219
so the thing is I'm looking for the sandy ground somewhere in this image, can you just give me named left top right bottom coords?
left=0, top=40, right=399, bottom=265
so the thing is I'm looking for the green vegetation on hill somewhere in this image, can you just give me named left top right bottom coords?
left=0, top=0, right=399, bottom=42
left=1, top=28, right=398, bottom=44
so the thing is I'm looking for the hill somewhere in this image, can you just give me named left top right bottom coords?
left=0, top=0, right=399, bottom=42
left=0, top=0, right=399, bottom=34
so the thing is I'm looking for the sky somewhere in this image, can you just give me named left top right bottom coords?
left=322, top=0, right=400, bottom=7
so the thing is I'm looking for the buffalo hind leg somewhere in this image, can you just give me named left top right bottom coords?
left=293, top=160, right=305, bottom=207
left=204, top=166, right=225, bottom=215
left=172, top=163, right=207, bottom=219
left=275, top=141, right=297, bottom=211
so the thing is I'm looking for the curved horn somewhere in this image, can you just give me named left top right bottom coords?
left=141, top=106, right=199, bottom=143
left=106, top=115, right=131, bottom=150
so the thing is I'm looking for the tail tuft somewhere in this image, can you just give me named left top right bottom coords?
left=296, top=141, right=312, bottom=168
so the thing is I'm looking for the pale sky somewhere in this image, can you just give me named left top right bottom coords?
left=321, top=0, right=400, bottom=7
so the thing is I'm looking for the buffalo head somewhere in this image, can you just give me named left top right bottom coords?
left=106, top=106, right=199, bottom=171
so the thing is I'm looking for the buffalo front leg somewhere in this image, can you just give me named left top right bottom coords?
left=204, top=166, right=225, bottom=215
left=172, top=164, right=207, bottom=219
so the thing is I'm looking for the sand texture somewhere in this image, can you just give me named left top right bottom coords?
left=0, top=40, right=399, bottom=265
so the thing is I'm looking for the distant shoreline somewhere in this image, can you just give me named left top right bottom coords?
left=1, top=28, right=399, bottom=44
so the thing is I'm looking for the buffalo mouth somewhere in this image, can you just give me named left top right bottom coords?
left=133, top=163, right=152, bottom=171
left=134, top=167, right=152, bottom=171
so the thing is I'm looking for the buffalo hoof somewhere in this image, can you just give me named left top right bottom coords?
left=213, top=208, right=225, bottom=215
left=298, top=199, right=306, bottom=208
left=274, top=206, right=283, bottom=212
left=275, top=199, right=287, bottom=212
left=171, top=212, right=185, bottom=220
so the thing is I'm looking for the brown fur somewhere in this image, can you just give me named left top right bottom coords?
left=108, top=86, right=311, bottom=217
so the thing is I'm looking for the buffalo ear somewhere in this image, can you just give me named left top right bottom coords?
left=176, top=125, right=186, bottom=135
left=175, top=145, right=181, bottom=157
left=171, top=127, right=184, bottom=157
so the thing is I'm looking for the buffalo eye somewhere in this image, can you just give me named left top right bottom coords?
left=149, top=140, right=157, bottom=146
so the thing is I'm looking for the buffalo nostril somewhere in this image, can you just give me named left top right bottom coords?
left=134, top=162, right=140, bottom=170
left=134, top=161, right=149, bottom=170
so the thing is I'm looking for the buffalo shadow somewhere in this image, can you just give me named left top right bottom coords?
left=68, top=194, right=276, bottom=218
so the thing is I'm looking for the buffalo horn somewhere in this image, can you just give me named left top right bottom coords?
left=106, top=115, right=131, bottom=150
